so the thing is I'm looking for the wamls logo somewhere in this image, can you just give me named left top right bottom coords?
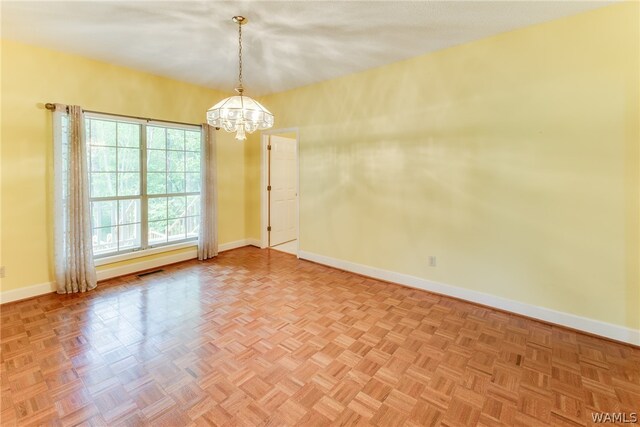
left=591, top=412, right=638, bottom=424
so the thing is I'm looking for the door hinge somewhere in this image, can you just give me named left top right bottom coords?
left=267, top=185, right=271, bottom=191
left=267, top=145, right=272, bottom=150
left=267, top=226, right=272, bottom=232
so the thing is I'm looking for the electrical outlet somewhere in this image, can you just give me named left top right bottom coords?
left=0, top=266, right=5, bottom=278
left=428, top=256, right=437, bottom=267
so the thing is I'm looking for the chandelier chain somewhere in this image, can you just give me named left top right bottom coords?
left=238, top=20, right=243, bottom=88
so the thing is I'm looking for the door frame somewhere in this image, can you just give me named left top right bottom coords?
left=260, top=128, right=300, bottom=255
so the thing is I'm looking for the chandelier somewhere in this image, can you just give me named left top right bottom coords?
left=207, top=16, right=274, bottom=141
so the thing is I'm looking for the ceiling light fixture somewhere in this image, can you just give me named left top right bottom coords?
left=207, top=16, right=274, bottom=141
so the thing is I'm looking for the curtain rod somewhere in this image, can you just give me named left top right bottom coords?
left=44, top=103, right=219, bottom=129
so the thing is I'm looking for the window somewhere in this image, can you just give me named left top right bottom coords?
left=86, top=114, right=201, bottom=258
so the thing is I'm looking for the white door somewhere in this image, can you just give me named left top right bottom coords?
left=269, top=135, right=297, bottom=246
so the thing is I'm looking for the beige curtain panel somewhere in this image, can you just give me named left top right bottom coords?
left=198, top=124, right=218, bottom=260
left=53, top=104, right=97, bottom=293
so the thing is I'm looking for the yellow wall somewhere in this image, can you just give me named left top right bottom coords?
left=246, top=3, right=639, bottom=329
left=2, top=4, right=638, bottom=331
left=0, top=40, right=246, bottom=292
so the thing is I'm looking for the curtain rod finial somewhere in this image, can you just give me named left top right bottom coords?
left=45, top=103, right=55, bottom=111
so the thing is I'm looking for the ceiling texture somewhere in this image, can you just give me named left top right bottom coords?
left=1, top=1, right=612, bottom=96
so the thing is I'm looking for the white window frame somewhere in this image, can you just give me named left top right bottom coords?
left=85, top=112, right=202, bottom=261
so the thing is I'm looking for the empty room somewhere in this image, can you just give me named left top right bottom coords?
left=1, top=1, right=638, bottom=426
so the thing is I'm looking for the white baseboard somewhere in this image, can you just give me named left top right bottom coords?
left=218, top=239, right=249, bottom=252
left=1, top=239, right=261, bottom=304
left=246, top=238, right=262, bottom=248
left=220, top=238, right=261, bottom=252
left=0, top=281, right=56, bottom=304
left=96, top=248, right=198, bottom=281
left=298, top=250, right=640, bottom=346
left=98, top=238, right=260, bottom=281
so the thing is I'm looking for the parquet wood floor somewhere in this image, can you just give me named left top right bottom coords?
left=1, top=247, right=639, bottom=426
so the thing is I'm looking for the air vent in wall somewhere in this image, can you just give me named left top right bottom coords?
left=137, top=269, right=164, bottom=277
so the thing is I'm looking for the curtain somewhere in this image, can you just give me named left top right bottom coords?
left=53, top=104, right=97, bottom=293
left=198, top=124, right=218, bottom=260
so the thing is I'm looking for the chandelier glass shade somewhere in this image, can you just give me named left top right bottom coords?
left=206, top=92, right=274, bottom=141
left=207, top=16, right=274, bottom=141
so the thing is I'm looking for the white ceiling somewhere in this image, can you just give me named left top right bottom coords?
left=1, top=1, right=612, bottom=96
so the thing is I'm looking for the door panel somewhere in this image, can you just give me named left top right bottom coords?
left=270, top=135, right=297, bottom=246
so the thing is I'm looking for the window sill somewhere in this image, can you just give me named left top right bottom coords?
left=94, top=241, right=197, bottom=267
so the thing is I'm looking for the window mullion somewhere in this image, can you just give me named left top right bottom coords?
left=115, top=123, right=120, bottom=253
left=141, top=123, right=149, bottom=250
